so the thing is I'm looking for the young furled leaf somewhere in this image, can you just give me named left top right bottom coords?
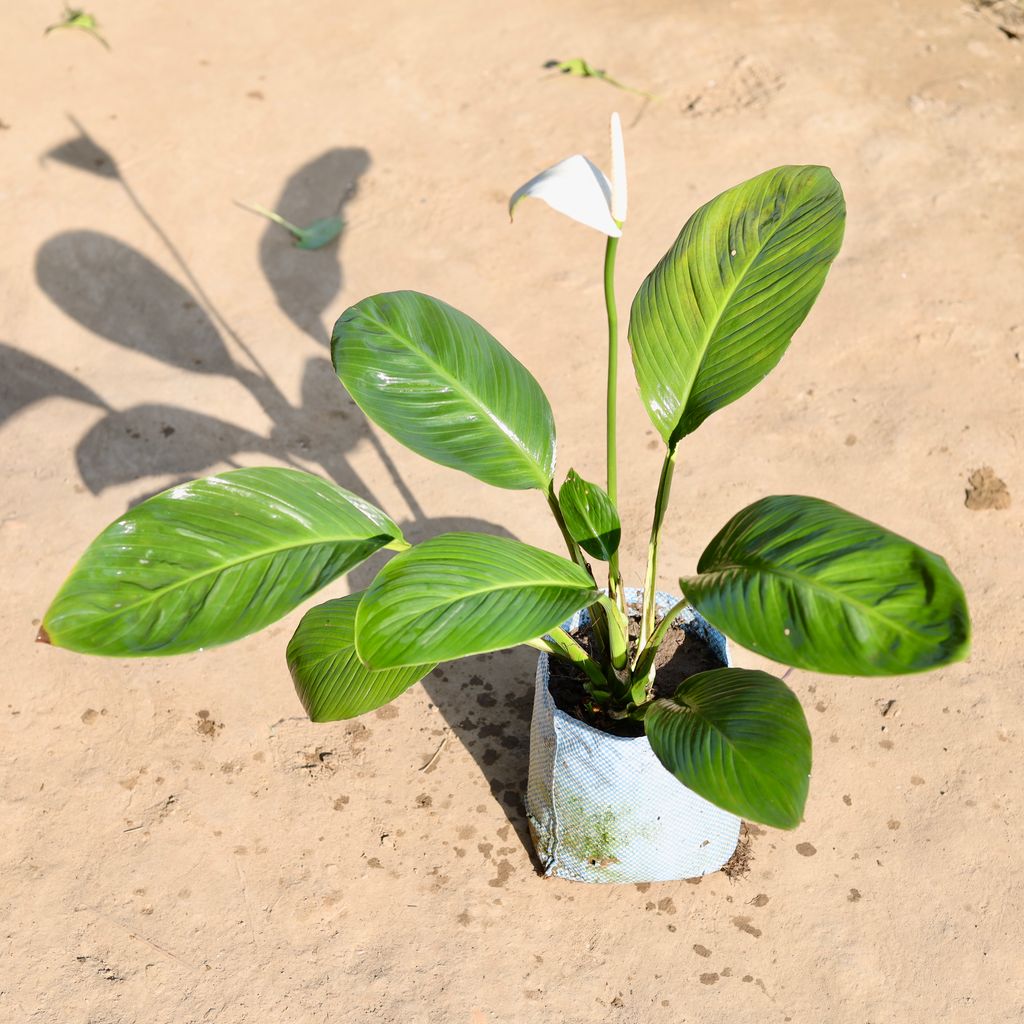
left=236, top=201, right=343, bottom=250
left=45, top=7, right=110, bottom=49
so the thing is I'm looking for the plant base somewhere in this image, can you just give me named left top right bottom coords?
left=525, top=590, right=741, bottom=883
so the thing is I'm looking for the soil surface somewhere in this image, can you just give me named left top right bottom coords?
left=548, top=614, right=723, bottom=736
left=2, top=2, right=1023, bottom=1023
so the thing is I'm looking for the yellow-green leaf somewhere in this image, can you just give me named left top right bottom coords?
left=333, top=291, right=556, bottom=490
left=355, top=533, right=598, bottom=668
left=629, top=166, right=845, bottom=444
left=43, top=468, right=402, bottom=656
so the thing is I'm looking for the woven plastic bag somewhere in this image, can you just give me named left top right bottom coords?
left=525, top=590, right=741, bottom=883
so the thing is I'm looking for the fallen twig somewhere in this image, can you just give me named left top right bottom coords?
left=419, top=733, right=449, bottom=773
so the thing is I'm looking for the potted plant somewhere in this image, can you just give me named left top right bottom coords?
left=40, top=115, right=969, bottom=885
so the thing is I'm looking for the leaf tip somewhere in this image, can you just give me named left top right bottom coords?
left=36, top=623, right=51, bottom=645
left=508, top=191, right=525, bottom=223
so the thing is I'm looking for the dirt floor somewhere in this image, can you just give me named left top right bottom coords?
left=2, top=1, right=1023, bottom=1021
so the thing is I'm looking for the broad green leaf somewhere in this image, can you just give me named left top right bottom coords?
left=332, top=291, right=556, bottom=490
left=683, top=495, right=971, bottom=676
left=558, top=469, right=621, bottom=561
left=645, top=668, right=811, bottom=829
left=42, top=467, right=404, bottom=656
left=628, top=165, right=845, bottom=444
left=356, top=532, right=598, bottom=668
left=288, top=594, right=434, bottom=721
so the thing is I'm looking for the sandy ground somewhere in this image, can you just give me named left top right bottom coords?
left=2, top=1, right=1023, bottom=1021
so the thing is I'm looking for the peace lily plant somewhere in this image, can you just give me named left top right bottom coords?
left=41, top=114, right=970, bottom=833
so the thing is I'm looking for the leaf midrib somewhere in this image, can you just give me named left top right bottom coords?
left=669, top=185, right=806, bottom=434
left=360, top=305, right=551, bottom=488
left=672, top=694, right=803, bottom=811
left=694, top=557, right=928, bottom=643
left=367, top=573, right=597, bottom=622
left=52, top=529, right=390, bottom=636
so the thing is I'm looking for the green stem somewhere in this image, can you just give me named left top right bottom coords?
left=604, top=235, right=620, bottom=505
left=235, top=200, right=302, bottom=238
left=545, top=482, right=588, bottom=571
left=543, top=627, right=610, bottom=692
left=597, top=595, right=629, bottom=672
left=524, top=636, right=566, bottom=658
left=638, top=445, right=678, bottom=650
left=603, top=233, right=625, bottom=608
left=632, top=594, right=691, bottom=677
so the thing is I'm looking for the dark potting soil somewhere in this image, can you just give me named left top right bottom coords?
left=547, top=612, right=723, bottom=738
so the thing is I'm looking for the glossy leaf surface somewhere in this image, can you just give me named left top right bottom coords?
left=645, top=668, right=811, bottom=829
left=288, top=594, right=434, bottom=721
left=43, top=468, right=403, bottom=656
left=333, top=291, right=555, bottom=490
left=356, top=532, right=598, bottom=668
left=683, top=495, right=970, bottom=675
left=629, top=165, right=845, bottom=443
left=558, top=469, right=621, bottom=561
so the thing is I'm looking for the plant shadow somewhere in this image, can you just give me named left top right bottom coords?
left=256, top=147, right=370, bottom=345
left=32, top=120, right=539, bottom=864
left=0, top=340, right=110, bottom=430
left=419, top=644, right=543, bottom=868
left=33, top=228, right=374, bottom=500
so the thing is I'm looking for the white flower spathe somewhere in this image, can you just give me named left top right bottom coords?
left=509, top=113, right=627, bottom=237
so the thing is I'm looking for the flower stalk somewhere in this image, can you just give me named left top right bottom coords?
left=603, top=232, right=625, bottom=609
left=638, top=446, right=678, bottom=652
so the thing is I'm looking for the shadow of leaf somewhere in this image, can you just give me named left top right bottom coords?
left=419, top=645, right=542, bottom=866
left=298, top=354, right=359, bottom=423
left=41, top=124, right=119, bottom=179
left=0, top=341, right=109, bottom=428
left=258, top=147, right=371, bottom=345
left=36, top=231, right=236, bottom=376
left=329, top=513, right=536, bottom=858
left=75, top=403, right=272, bottom=494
